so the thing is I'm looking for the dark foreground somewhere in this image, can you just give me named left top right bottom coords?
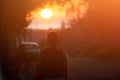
left=1, top=56, right=120, bottom=80
left=68, top=56, right=120, bottom=80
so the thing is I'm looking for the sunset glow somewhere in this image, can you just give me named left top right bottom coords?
left=26, top=6, right=65, bottom=30
left=41, top=8, right=53, bottom=19
left=26, top=0, right=89, bottom=30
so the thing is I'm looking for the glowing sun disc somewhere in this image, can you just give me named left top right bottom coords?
left=41, top=8, right=53, bottom=19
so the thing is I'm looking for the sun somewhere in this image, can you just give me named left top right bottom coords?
left=40, top=8, right=53, bottom=19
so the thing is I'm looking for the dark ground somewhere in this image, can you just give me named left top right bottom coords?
left=68, top=56, right=120, bottom=80
left=0, top=56, right=120, bottom=80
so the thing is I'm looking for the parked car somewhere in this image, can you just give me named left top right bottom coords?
left=17, top=42, right=40, bottom=61
left=19, top=42, right=40, bottom=54
left=16, top=42, right=40, bottom=80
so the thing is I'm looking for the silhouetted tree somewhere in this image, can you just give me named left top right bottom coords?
left=0, top=0, right=34, bottom=80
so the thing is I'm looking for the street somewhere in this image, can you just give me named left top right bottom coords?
left=0, top=65, right=3, bottom=80
left=68, top=56, right=120, bottom=80
left=1, top=55, right=120, bottom=80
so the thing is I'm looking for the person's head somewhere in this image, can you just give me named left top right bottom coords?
left=47, top=31, right=59, bottom=48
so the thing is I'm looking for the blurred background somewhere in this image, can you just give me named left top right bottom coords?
left=0, top=0, right=120, bottom=80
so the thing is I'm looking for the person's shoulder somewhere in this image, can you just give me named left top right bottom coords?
left=57, top=48, right=67, bottom=56
left=40, top=48, right=51, bottom=54
left=38, top=48, right=49, bottom=58
left=57, top=48, right=64, bottom=53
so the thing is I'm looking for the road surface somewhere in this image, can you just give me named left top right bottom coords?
left=1, top=56, right=120, bottom=80
left=0, top=65, right=3, bottom=80
left=68, top=56, right=120, bottom=80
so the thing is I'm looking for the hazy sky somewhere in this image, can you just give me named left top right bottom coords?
left=28, top=17, right=62, bottom=30
left=27, top=7, right=65, bottom=30
left=27, top=0, right=88, bottom=30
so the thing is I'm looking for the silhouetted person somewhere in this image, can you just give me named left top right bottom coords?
left=35, top=32, right=68, bottom=80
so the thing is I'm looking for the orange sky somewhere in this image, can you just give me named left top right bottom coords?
left=26, top=0, right=88, bottom=30
left=27, top=5, right=65, bottom=30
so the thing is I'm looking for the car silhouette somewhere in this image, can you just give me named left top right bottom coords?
left=17, top=42, right=40, bottom=80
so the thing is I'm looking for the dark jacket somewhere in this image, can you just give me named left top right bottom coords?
left=35, top=48, right=68, bottom=80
